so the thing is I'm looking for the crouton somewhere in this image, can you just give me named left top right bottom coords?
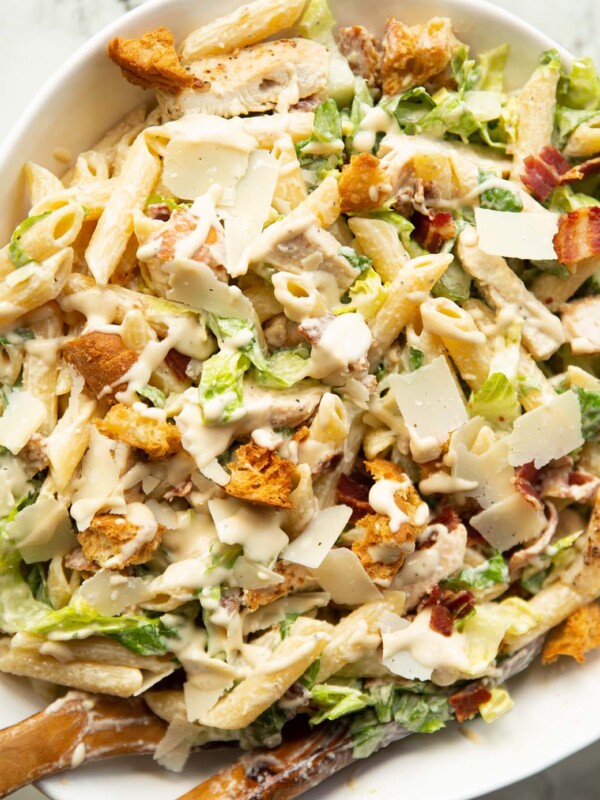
left=242, top=562, right=313, bottom=611
left=225, top=442, right=295, bottom=508
left=561, top=297, right=600, bottom=355
left=63, top=332, right=137, bottom=403
left=78, top=514, right=163, bottom=570
left=382, top=17, right=460, bottom=95
left=337, top=25, right=382, bottom=88
left=339, top=154, right=390, bottom=214
left=95, top=403, right=181, bottom=460
left=107, top=27, right=208, bottom=92
left=542, top=602, right=600, bottom=665
left=352, top=459, right=427, bottom=583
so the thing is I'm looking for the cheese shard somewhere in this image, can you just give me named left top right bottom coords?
left=312, top=548, right=381, bottom=605
left=470, top=493, right=547, bottom=551
left=507, top=390, right=584, bottom=469
left=380, top=610, right=433, bottom=681
left=474, top=208, right=559, bottom=260
left=0, top=391, right=45, bottom=455
left=281, top=505, right=352, bottom=569
left=167, top=259, right=254, bottom=319
left=389, top=356, right=468, bottom=460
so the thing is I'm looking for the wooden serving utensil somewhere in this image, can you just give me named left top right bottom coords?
left=0, top=691, right=167, bottom=798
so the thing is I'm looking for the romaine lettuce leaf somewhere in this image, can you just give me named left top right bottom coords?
left=571, top=386, right=600, bottom=441
left=468, top=373, right=521, bottom=428
left=199, top=349, right=249, bottom=424
left=0, top=328, right=35, bottom=347
left=313, top=98, right=343, bottom=143
left=478, top=687, right=514, bottom=723
left=368, top=210, right=427, bottom=258
left=8, top=212, right=52, bottom=269
left=554, top=106, right=600, bottom=147
left=254, top=347, right=311, bottom=388
left=478, top=170, right=523, bottom=213
left=310, top=682, right=372, bottom=725
left=432, top=259, right=472, bottom=302
left=549, top=185, right=599, bottom=213
left=296, top=0, right=335, bottom=44
left=558, top=57, right=600, bottom=110
left=137, top=385, right=166, bottom=408
left=409, top=347, right=425, bottom=371
left=335, top=266, right=387, bottom=320
left=444, top=551, right=509, bottom=591
left=475, top=44, right=510, bottom=93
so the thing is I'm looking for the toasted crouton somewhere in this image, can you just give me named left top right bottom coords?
left=561, top=297, right=600, bottom=355
left=108, top=27, right=208, bottom=92
left=78, top=514, right=163, bottom=570
left=225, top=442, right=295, bottom=508
left=337, top=25, right=382, bottom=89
left=95, top=403, right=181, bottom=460
left=352, top=459, right=427, bottom=583
left=243, top=562, right=313, bottom=611
left=339, top=154, right=390, bottom=214
left=382, top=17, right=460, bottom=95
left=542, top=602, right=600, bottom=665
left=63, top=332, right=137, bottom=403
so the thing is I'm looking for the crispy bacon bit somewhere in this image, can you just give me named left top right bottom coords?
left=449, top=684, right=493, bottom=723
left=429, top=604, right=454, bottom=636
left=165, top=349, right=191, bottom=382
left=559, top=156, right=600, bottom=184
left=413, top=211, right=456, bottom=253
left=509, top=502, right=558, bottom=576
left=430, top=507, right=461, bottom=532
left=107, top=27, right=208, bottom=92
left=337, top=25, right=382, bottom=88
left=542, top=602, right=600, bottom=664
left=553, top=206, right=600, bottom=266
left=146, top=202, right=172, bottom=222
left=521, top=146, right=570, bottom=202
left=445, top=590, right=475, bottom=620
left=335, top=472, right=374, bottom=522
left=513, top=462, right=543, bottom=511
left=339, top=154, right=390, bottom=214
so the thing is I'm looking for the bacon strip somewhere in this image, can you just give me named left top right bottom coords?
left=335, top=472, right=373, bottom=522
left=413, top=211, right=456, bottom=254
left=513, top=462, right=543, bottom=511
left=521, top=146, right=570, bottom=202
left=553, top=206, right=600, bottom=265
left=429, top=604, right=454, bottom=637
left=449, top=684, right=493, bottom=723
left=559, top=156, right=600, bottom=184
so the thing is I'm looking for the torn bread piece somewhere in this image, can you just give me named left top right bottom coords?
left=242, top=561, right=314, bottom=611
left=542, top=602, right=600, bottom=664
left=96, top=403, right=181, bottom=460
left=159, top=38, right=329, bottom=119
left=107, top=27, right=208, bottom=92
left=225, top=442, right=296, bottom=508
left=352, top=459, right=427, bottom=584
left=337, top=25, right=382, bottom=88
left=339, top=154, right=391, bottom=214
left=78, top=513, right=163, bottom=570
left=561, top=296, right=600, bottom=355
left=63, top=332, right=137, bottom=403
left=382, top=17, right=460, bottom=95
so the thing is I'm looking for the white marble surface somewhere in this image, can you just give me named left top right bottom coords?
left=2, top=1, right=600, bottom=798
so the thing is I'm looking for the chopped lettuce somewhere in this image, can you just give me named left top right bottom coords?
left=549, top=185, right=599, bottom=213
left=391, top=87, right=436, bottom=128
left=571, top=387, right=600, bottom=441
left=313, top=98, right=343, bottom=142
left=199, top=349, right=249, bottom=424
left=444, top=552, right=509, bottom=591
left=296, top=0, right=335, bottom=43
left=279, top=611, right=302, bottom=640
left=254, top=347, right=311, bottom=388
left=146, top=194, right=190, bottom=211
left=8, top=212, right=52, bottom=269
left=137, top=385, right=166, bottom=408
left=26, top=563, right=51, bottom=606
left=478, top=170, right=523, bottom=213
left=432, top=259, right=472, bottom=303
left=468, top=373, right=521, bottom=429
left=0, top=328, right=35, bottom=347
left=339, top=245, right=373, bottom=274
left=296, top=99, right=344, bottom=184
left=335, top=267, right=387, bottom=320
left=208, top=542, right=243, bottom=571
left=475, top=44, right=510, bottom=93
left=558, top=57, right=600, bottom=110
left=479, top=687, right=514, bottom=723
left=310, top=682, right=372, bottom=725
left=554, top=106, right=600, bottom=148
left=409, top=347, right=425, bottom=371
left=368, top=210, right=427, bottom=258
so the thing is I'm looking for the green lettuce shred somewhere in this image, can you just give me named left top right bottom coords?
left=8, top=212, right=52, bottom=269
left=468, top=373, right=521, bottom=428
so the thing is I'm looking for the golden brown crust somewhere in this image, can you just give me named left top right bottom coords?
left=352, top=459, right=425, bottom=583
left=339, top=154, right=389, bottom=214
left=381, top=17, right=459, bottom=95
left=95, top=403, right=181, bottom=460
left=337, top=25, right=382, bottom=88
left=78, top=514, right=163, bottom=570
left=225, top=442, right=296, bottom=508
left=107, top=27, right=208, bottom=92
left=542, top=602, right=600, bottom=665
left=243, top=562, right=312, bottom=611
left=63, top=332, right=137, bottom=404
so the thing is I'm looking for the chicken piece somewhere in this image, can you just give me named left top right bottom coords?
left=78, top=514, right=163, bottom=570
left=542, top=602, right=600, bottom=664
left=225, top=442, right=295, bottom=508
left=242, top=562, right=314, bottom=611
left=63, top=332, right=137, bottom=403
left=107, top=27, right=207, bottom=92
left=339, top=154, right=391, bottom=214
left=337, top=25, right=382, bottom=88
left=561, top=297, right=600, bottom=355
left=158, top=38, right=329, bottom=119
left=382, top=17, right=460, bottom=95
left=253, top=221, right=358, bottom=290
left=95, top=403, right=181, bottom=460
left=352, top=459, right=427, bottom=584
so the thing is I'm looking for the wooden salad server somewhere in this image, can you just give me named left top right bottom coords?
left=0, top=691, right=167, bottom=798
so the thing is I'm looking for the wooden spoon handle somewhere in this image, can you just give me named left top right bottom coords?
left=0, top=691, right=166, bottom=798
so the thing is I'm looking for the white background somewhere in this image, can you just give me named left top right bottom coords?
left=1, top=0, right=600, bottom=798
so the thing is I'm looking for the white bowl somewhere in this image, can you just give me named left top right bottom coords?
left=0, top=2, right=589, bottom=799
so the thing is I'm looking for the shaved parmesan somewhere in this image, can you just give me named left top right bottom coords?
left=471, top=493, right=546, bottom=551
left=184, top=681, right=231, bottom=723
left=389, top=356, right=468, bottom=462
left=380, top=611, right=433, bottom=681
left=312, top=548, right=381, bottom=605
left=281, top=505, right=352, bottom=568
left=0, top=391, right=45, bottom=454
left=209, top=497, right=288, bottom=564
left=474, top=208, right=559, bottom=260
left=224, top=150, right=279, bottom=278
left=507, top=390, right=584, bottom=469
left=167, top=258, right=254, bottom=319
left=7, top=496, right=76, bottom=564
left=243, top=592, right=330, bottom=635
left=76, top=569, right=151, bottom=616
left=70, top=429, right=126, bottom=531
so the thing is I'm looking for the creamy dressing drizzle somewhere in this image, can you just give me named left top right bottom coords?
left=104, top=502, right=158, bottom=569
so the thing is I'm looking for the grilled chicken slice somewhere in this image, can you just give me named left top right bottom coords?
left=158, top=38, right=329, bottom=119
